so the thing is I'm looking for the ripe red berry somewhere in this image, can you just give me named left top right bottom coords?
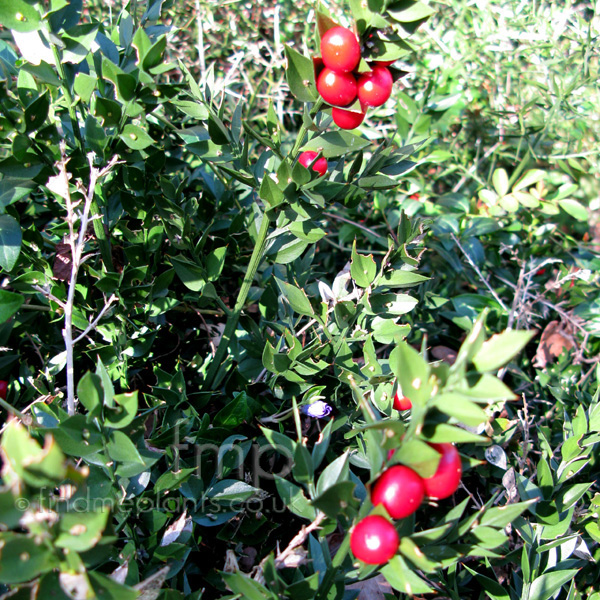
left=0, top=380, right=7, bottom=400
left=298, top=151, right=327, bottom=177
left=320, top=26, right=361, bottom=73
left=371, top=465, right=425, bottom=519
left=331, top=106, right=366, bottom=129
left=317, top=68, right=357, bottom=107
left=357, top=66, right=393, bottom=107
left=350, top=515, right=399, bottom=565
left=422, top=443, right=462, bottom=500
left=393, top=390, right=412, bottom=411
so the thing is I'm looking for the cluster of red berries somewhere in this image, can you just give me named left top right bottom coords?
left=295, top=26, right=397, bottom=179
left=316, top=26, right=395, bottom=130
left=350, top=443, right=462, bottom=565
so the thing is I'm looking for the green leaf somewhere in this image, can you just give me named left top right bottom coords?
left=267, top=234, right=309, bottom=264
left=106, top=430, right=144, bottom=464
left=24, top=91, right=49, bottom=132
left=387, top=0, right=435, bottom=22
left=262, top=339, right=292, bottom=374
left=0, top=533, right=56, bottom=583
left=316, top=451, right=349, bottom=495
left=381, top=555, right=434, bottom=595
left=104, top=391, right=138, bottom=429
left=422, top=422, right=487, bottom=444
left=367, top=293, right=418, bottom=316
left=378, top=270, right=429, bottom=288
left=302, top=131, right=370, bottom=157
left=142, top=35, right=166, bottom=71
left=1, top=422, right=67, bottom=488
left=76, top=371, right=103, bottom=416
left=0, top=289, right=23, bottom=323
left=492, top=168, right=509, bottom=197
left=311, top=480, right=356, bottom=518
left=274, top=476, right=316, bottom=520
left=558, top=199, right=587, bottom=221
left=276, top=278, right=315, bottom=317
left=94, top=97, right=122, bottom=127
left=399, top=537, right=440, bottom=573
left=389, top=341, right=430, bottom=404
left=392, top=439, right=440, bottom=478
left=170, top=256, right=206, bottom=292
left=513, top=169, right=546, bottom=192
left=259, top=174, right=285, bottom=209
left=351, top=240, right=377, bottom=288
left=55, top=508, right=110, bottom=552
left=206, top=479, right=259, bottom=504
left=527, top=570, right=580, bottom=600
left=284, top=45, right=317, bottom=102
left=88, top=571, right=140, bottom=600
left=293, top=444, right=314, bottom=486
left=0, top=214, right=22, bottom=271
left=119, top=124, right=155, bottom=150
left=116, top=73, right=137, bottom=101
left=472, top=330, right=535, bottom=372
left=222, top=571, right=275, bottom=600
left=288, top=220, right=327, bottom=243
left=431, top=393, right=489, bottom=427
left=462, top=566, right=510, bottom=600
left=480, top=500, right=537, bottom=528
left=0, top=0, right=41, bottom=32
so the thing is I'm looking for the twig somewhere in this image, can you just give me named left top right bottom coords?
left=195, top=0, right=206, bottom=81
left=59, top=149, right=120, bottom=415
left=33, top=285, right=66, bottom=309
left=272, top=511, right=326, bottom=568
left=450, top=233, right=509, bottom=312
left=323, top=212, right=386, bottom=240
left=72, top=294, right=118, bottom=344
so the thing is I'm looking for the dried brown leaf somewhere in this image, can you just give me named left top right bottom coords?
left=533, top=320, right=575, bottom=368
left=431, top=345, right=457, bottom=365
left=53, top=241, right=72, bottom=281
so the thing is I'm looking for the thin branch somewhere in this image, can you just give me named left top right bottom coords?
left=59, top=150, right=120, bottom=415
left=323, top=212, right=386, bottom=240
left=274, top=511, right=326, bottom=568
left=450, top=232, right=510, bottom=312
left=33, top=285, right=66, bottom=309
left=72, top=294, right=118, bottom=344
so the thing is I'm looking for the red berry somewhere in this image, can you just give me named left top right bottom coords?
left=317, top=68, right=357, bottom=107
left=422, top=443, right=462, bottom=500
left=320, top=26, right=361, bottom=73
left=298, top=151, right=327, bottom=177
left=371, top=465, right=425, bottom=519
left=331, top=106, right=366, bottom=129
left=393, top=390, right=412, bottom=411
left=357, top=66, right=393, bottom=107
left=350, top=515, right=399, bottom=565
left=0, top=380, right=6, bottom=400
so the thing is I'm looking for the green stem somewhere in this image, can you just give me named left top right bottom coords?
left=203, top=211, right=271, bottom=389
left=290, top=98, right=324, bottom=158
left=0, top=397, right=28, bottom=422
left=314, top=534, right=350, bottom=600
left=50, top=44, right=84, bottom=152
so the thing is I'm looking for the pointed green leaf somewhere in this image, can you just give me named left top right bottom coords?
left=276, top=278, right=315, bottom=316
left=0, top=215, right=22, bottom=271
left=284, top=45, right=317, bottom=102
left=472, top=330, right=535, bottom=372
left=0, top=289, right=23, bottom=323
